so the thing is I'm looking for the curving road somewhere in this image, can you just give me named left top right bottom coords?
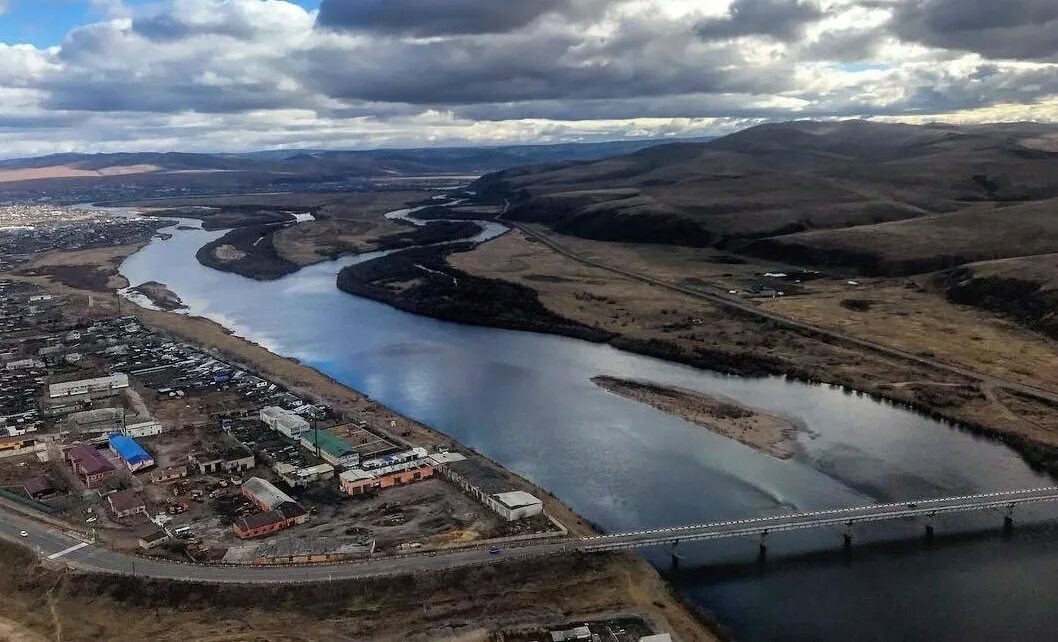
left=5, top=487, right=1058, bottom=585
left=0, top=500, right=576, bottom=584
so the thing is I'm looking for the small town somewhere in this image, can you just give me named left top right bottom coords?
left=0, top=278, right=564, bottom=567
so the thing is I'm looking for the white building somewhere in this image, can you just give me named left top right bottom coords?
left=491, top=491, right=544, bottom=521
left=124, top=421, right=164, bottom=438
left=49, top=373, right=129, bottom=399
left=260, top=406, right=310, bottom=439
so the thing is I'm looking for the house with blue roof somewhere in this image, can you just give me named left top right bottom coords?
left=108, top=435, right=155, bottom=472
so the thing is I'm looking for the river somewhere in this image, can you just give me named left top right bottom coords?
left=119, top=211, right=1058, bottom=641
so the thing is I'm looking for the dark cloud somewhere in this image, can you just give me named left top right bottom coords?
left=696, top=0, right=825, bottom=42
left=890, top=0, right=1058, bottom=60
left=132, top=14, right=257, bottom=42
left=41, top=76, right=311, bottom=113
left=295, top=24, right=783, bottom=107
left=316, top=0, right=588, bottom=36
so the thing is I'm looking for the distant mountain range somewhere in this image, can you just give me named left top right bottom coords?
left=0, top=139, right=707, bottom=189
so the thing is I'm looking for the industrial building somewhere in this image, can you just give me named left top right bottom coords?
left=338, top=460, right=435, bottom=495
left=234, top=477, right=309, bottom=539
left=67, top=444, right=117, bottom=488
left=260, top=406, right=310, bottom=439
left=123, top=420, right=163, bottom=438
left=242, top=476, right=296, bottom=511
left=107, top=489, right=147, bottom=518
left=275, top=461, right=334, bottom=488
left=67, top=407, right=123, bottom=434
left=108, top=434, right=155, bottom=472
left=233, top=502, right=310, bottom=539
left=491, top=491, right=544, bottom=521
left=150, top=465, right=188, bottom=484
left=299, top=428, right=360, bottom=468
left=188, top=438, right=255, bottom=475
left=338, top=447, right=436, bottom=495
left=440, top=456, right=545, bottom=522
left=48, top=373, right=129, bottom=399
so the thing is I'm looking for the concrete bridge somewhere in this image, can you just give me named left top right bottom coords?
left=4, top=487, right=1058, bottom=583
left=577, top=487, right=1058, bottom=558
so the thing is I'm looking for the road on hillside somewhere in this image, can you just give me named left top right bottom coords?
left=510, top=222, right=1058, bottom=406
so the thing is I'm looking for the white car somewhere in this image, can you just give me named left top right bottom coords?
left=19, top=530, right=28, bottom=538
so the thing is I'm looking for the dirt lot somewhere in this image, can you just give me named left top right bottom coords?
left=300, top=478, right=504, bottom=551
left=0, top=454, right=52, bottom=490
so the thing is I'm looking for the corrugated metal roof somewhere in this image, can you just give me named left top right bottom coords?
left=242, top=476, right=294, bottom=510
left=108, top=435, right=152, bottom=465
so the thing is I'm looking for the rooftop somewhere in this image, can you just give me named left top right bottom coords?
left=108, top=489, right=145, bottom=512
left=446, top=458, right=512, bottom=495
left=108, top=434, right=152, bottom=465
left=493, top=490, right=543, bottom=509
left=303, top=428, right=357, bottom=459
left=242, top=476, right=295, bottom=510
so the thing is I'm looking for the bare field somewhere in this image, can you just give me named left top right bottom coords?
left=450, top=230, right=1058, bottom=451
left=757, top=279, right=1058, bottom=392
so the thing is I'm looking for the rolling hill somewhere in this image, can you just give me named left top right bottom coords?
left=473, top=120, right=1058, bottom=250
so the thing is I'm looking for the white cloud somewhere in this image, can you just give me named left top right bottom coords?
left=0, top=0, right=1053, bottom=157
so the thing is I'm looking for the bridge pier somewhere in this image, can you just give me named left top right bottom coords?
left=668, top=540, right=682, bottom=568
left=1003, top=505, right=1016, bottom=535
left=925, top=511, right=936, bottom=544
left=758, top=530, right=768, bottom=562
left=843, top=521, right=854, bottom=552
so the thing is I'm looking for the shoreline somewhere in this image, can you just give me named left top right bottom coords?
left=338, top=232, right=1058, bottom=477
left=1, top=258, right=723, bottom=641
left=592, top=375, right=805, bottom=459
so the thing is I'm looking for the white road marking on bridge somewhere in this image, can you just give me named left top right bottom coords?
left=48, top=542, right=88, bottom=560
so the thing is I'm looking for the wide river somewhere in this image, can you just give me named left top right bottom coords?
left=120, top=212, right=1058, bottom=641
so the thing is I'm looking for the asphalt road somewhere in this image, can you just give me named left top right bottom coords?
left=0, top=500, right=580, bottom=584
left=510, top=222, right=1058, bottom=406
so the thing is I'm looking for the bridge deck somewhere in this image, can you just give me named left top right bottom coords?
left=579, top=487, right=1058, bottom=552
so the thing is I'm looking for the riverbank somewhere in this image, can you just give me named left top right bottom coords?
left=445, top=230, right=1058, bottom=473
left=592, top=376, right=804, bottom=459
left=337, top=242, right=616, bottom=342
left=1, top=245, right=722, bottom=642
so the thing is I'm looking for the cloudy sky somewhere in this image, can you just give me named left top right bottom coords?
left=0, top=0, right=1056, bottom=157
